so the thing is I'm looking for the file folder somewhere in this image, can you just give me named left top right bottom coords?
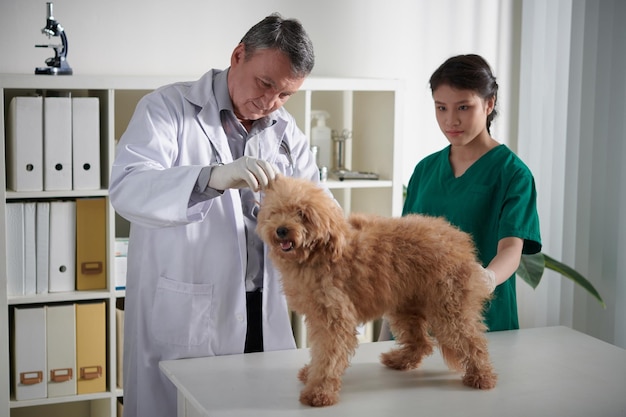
left=76, top=198, right=107, bottom=290
left=6, top=96, right=44, bottom=192
left=76, top=301, right=106, bottom=394
left=36, top=201, right=50, bottom=294
left=23, top=202, right=37, bottom=296
left=46, top=304, right=77, bottom=397
left=72, top=97, right=101, bottom=190
left=6, top=202, right=25, bottom=296
left=12, top=306, right=47, bottom=400
left=43, top=95, right=73, bottom=191
left=48, top=201, right=76, bottom=292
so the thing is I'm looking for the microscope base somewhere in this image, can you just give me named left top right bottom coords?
left=35, top=66, right=73, bottom=75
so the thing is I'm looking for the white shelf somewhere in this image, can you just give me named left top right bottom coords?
left=10, top=392, right=112, bottom=409
left=6, top=189, right=109, bottom=200
left=0, top=73, right=197, bottom=91
left=324, top=179, right=392, bottom=189
left=8, top=291, right=112, bottom=306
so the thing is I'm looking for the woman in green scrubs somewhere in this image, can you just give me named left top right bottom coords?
left=403, top=54, right=542, bottom=331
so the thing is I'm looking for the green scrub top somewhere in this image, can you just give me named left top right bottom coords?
left=403, top=144, right=541, bottom=331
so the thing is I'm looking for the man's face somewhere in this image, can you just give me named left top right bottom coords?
left=228, top=43, right=305, bottom=122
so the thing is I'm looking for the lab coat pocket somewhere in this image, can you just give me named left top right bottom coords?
left=151, top=276, right=214, bottom=347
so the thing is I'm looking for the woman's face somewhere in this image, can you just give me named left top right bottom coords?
left=228, top=43, right=305, bottom=123
left=432, top=84, right=494, bottom=147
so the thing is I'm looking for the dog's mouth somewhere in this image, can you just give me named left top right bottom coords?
left=275, top=226, right=295, bottom=252
left=279, top=240, right=295, bottom=252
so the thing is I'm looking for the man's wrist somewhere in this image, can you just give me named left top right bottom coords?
left=197, top=166, right=223, bottom=197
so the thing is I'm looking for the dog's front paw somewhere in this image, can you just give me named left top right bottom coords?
left=297, top=364, right=309, bottom=383
left=299, top=386, right=339, bottom=407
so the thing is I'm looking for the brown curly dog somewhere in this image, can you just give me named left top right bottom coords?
left=256, top=175, right=497, bottom=407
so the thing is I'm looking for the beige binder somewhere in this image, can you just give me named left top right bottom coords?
left=12, top=306, right=47, bottom=400
left=75, top=301, right=106, bottom=394
left=76, top=198, right=107, bottom=290
left=46, top=304, right=77, bottom=397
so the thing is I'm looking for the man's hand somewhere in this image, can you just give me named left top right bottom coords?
left=208, top=156, right=277, bottom=192
left=481, top=268, right=497, bottom=293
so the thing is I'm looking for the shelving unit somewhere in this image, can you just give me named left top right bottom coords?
left=0, top=73, right=403, bottom=416
left=285, top=76, right=403, bottom=217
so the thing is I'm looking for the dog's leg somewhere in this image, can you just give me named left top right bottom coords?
left=380, top=311, right=434, bottom=370
left=297, top=363, right=310, bottom=383
left=298, top=306, right=359, bottom=407
left=433, top=317, right=497, bottom=389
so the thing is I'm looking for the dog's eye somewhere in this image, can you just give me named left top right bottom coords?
left=297, top=209, right=306, bottom=220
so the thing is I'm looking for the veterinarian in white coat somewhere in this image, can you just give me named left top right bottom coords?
left=110, top=14, right=321, bottom=417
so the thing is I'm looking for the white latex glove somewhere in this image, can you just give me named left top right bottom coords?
left=481, top=268, right=497, bottom=293
left=208, top=156, right=277, bottom=192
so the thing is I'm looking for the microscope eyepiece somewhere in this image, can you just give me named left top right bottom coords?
left=46, top=2, right=54, bottom=20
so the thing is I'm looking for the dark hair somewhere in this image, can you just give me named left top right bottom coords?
left=240, top=13, right=315, bottom=78
left=429, top=54, right=499, bottom=133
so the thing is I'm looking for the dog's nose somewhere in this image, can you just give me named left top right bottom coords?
left=276, top=226, right=289, bottom=239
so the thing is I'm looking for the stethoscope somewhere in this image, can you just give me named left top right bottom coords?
left=208, top=138, right=294, bottom=169
left=207, top=138, right=294, bottom=219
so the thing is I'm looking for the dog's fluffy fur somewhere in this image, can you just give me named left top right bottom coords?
left=256, top=175, right=497, bottom=407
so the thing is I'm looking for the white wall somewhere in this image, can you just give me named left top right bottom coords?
left=0, top=0, right=512, bottom=184
left=2, top=0, right=624, bottom=348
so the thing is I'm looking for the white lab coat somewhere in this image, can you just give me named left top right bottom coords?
left=109, top=69, right=320, bottom=417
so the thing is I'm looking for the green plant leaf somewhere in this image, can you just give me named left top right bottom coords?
left=543, top=253, right=606, bottom=309
left=516, top=252, right=545, bottom=289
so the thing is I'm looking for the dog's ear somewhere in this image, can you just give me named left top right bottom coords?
left=302, top=203, right=345, bottom=262
left=326, top=228, right=345, bottom=261
left=325, top=207, right=346, bottom=261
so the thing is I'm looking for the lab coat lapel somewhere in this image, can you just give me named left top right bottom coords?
left=196, top=109, right=233, bottom=165
left=185, top=69, right=233, bottom=164
left=200, top=112, right=232, bottom=164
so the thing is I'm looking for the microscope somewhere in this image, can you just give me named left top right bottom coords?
left=331, top=129, right=379, bottom=181
left=35, top=2, right=73, bottom=75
